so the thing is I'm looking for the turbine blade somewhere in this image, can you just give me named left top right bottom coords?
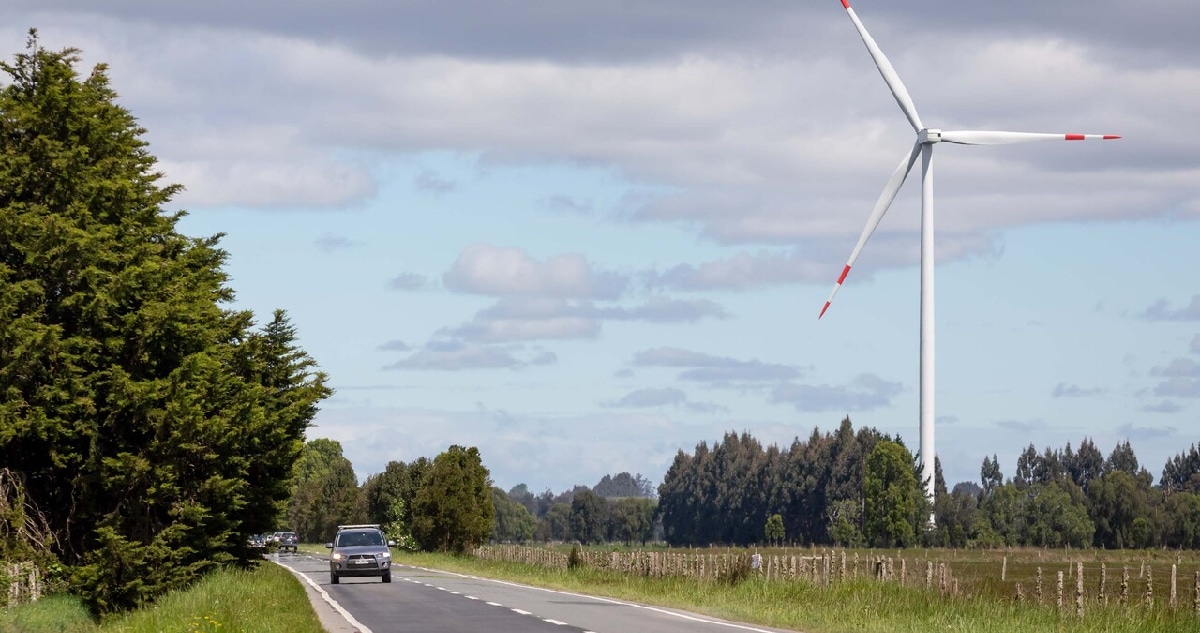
left=820, top=141, right=923, bottom=319
left=940, top=130, right=1122, bottom=145
left=841, top=1, right=924, bottom=132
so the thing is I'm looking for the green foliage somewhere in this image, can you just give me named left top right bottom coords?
left=609, top=497, right=656, bottom=546
left=566, top=542, right=585, bottom=570
left=1087, top=470, right=1148, bottom=549
left=568, top=489, right=608, bottom=545
left=827, top=499, right=863, bottom=547
left=863, top=440, right=920, bottom=548
left=657, top=421, right=888, bottom=547
left=1021, top=483, right=1093, bottom=547
left=763, top=514, right=784, bottom=546
left=593, top=472, right=655, bottom=498
left=536, top=502, right=572, bottom=542
left=490, top=487, right=536, bottom=543
left=288, top=439, right=362, bottom=543
left=0, top=34, right=330, bottom=613
left=411, top=445, right=494, bottom=553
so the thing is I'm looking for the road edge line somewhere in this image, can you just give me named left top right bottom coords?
left=274, top=559, right=375, bottom=633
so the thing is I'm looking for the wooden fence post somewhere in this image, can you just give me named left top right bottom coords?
left=1076, top=563, right=1084, bottom=618
left=1170, top=564, right=1177, bottom=610
left=1056, top=570, right=1064, bottom=609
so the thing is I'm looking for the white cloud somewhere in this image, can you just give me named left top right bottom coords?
left=1052, top=383, right=1107, bottom=398
left=441, top=297, right=726, bottom=344
left=602, top=387, right=687, bottom=409
left=770, top=374, right=903, bottom=413
left=387, top=273, right=429, bottom=292
left=414, top=170, right=456, bottom=194
left=1142, top=401, right=1182, bottom=414
left=1151, top=358, right=1200, bottom=378
left=600, top=387, right=727, bottom=413
left=11, top=13, right=1177, bottom=251
left=632, top=347, right=801, bottom=383
left=443, top=244, right=627, bottom=299
left=1144, top=296, right=1200, bottom=321
left=383, top=342, right=556, bottom=371
left=315, top=234, right=361, bottom=252
left=1154, top=377, right=1200, bottom=399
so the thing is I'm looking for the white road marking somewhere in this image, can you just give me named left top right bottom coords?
left=466, top=596, right=479, bottom=600
left=486, top=601, right=503, bottom=607
left=511, top=609, right=533, bottom=615
left=273, top=561, right=375, bottom=633
left=400, top=564, right=782, bottom=633
left=544, top=619, right=568, bottom=625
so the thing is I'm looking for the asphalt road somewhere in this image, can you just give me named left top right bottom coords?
left=273, top=551, right=799, bottom=633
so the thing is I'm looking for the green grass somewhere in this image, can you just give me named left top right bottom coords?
left=0, top=562, right=324, bottom=633
left=396, top=550, right=1200, bottom=633
left=0, top=594, right=96, bottom=633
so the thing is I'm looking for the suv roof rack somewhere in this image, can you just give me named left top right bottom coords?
left=336, top=524, right=382, bottom=531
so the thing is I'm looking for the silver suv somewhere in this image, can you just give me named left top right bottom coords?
left=326, top=524, right=396, bottom=584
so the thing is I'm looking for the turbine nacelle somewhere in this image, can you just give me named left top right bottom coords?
left=918, top=128, right=942, bottom=145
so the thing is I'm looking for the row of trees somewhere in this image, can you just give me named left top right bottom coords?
left=657, top=420, right=1200, bottom=550
left=0, top=35, right=332, bottom=613
left=657, top=422, right=929, bottom=548
left=294, top=447, right=661, bottom=550
left=287, top=441, right=495, bottom=554
left=935, top=440, right=1200, bottom=549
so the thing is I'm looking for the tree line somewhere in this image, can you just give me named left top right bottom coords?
left=292, top=443, right=661, bottom=549
left=286, top=441, right=495, bottom=554
left=657, top=419, right=1200, bottom=550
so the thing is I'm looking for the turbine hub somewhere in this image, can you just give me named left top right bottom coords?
left=919, top=128, right=942, bottom=144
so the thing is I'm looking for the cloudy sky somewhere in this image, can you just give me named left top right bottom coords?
left=8, top=1, right=1198, bottom=493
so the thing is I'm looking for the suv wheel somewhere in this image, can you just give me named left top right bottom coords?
left=330, top=572, right=339, bottom=585
left=382, top=572, right=391, bottom=583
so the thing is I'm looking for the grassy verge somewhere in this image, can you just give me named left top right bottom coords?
left=396, top=551, right=1200, bottom=633
left=0, top=562, right=324, bottom=633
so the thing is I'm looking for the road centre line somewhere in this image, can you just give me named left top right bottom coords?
left=402, top=564, right=780, bottom=633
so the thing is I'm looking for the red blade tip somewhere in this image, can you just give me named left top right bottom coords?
left=841, top=0, right=851, bottom=8
left=819, top=302, right=831, bottom=319
left=1103, top=135, right=1121, bottom=140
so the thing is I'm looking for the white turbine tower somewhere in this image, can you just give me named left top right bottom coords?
left=820, top=0, right=1119, bottom=509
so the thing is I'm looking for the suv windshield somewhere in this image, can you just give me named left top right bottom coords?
left=336, top=531, right=384, bottom=547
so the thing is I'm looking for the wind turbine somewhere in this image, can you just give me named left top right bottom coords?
left=819, top=0, right=1119, bottom=508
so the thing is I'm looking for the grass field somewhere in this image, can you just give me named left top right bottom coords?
left=0, top=561, right=324, bottom=633
left=399, top=547, right=1200, bottom=633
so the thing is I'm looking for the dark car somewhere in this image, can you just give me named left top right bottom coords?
left=273, top=531, right=298, bottom=553
left=326, top=524, right=396, bottom=584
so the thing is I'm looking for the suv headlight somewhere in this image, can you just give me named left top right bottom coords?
left=377, top=551, right=391, bottom=559
left=331, top=553, right=344, bottom=561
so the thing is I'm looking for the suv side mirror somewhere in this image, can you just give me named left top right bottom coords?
left=387, top=540, right=396, bottom=547
left=325, top=542, right=334, bottom=549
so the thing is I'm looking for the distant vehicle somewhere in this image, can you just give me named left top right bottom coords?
left=273, top=531, right=299, bottom=553
left=247, top=534, right=267, bottom=548
left=326, top=524, right=396, bottom=584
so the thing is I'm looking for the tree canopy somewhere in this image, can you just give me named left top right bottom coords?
left=411, top=445, right=494, bottom=553
left=0, top=33, right=330, bottom=612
